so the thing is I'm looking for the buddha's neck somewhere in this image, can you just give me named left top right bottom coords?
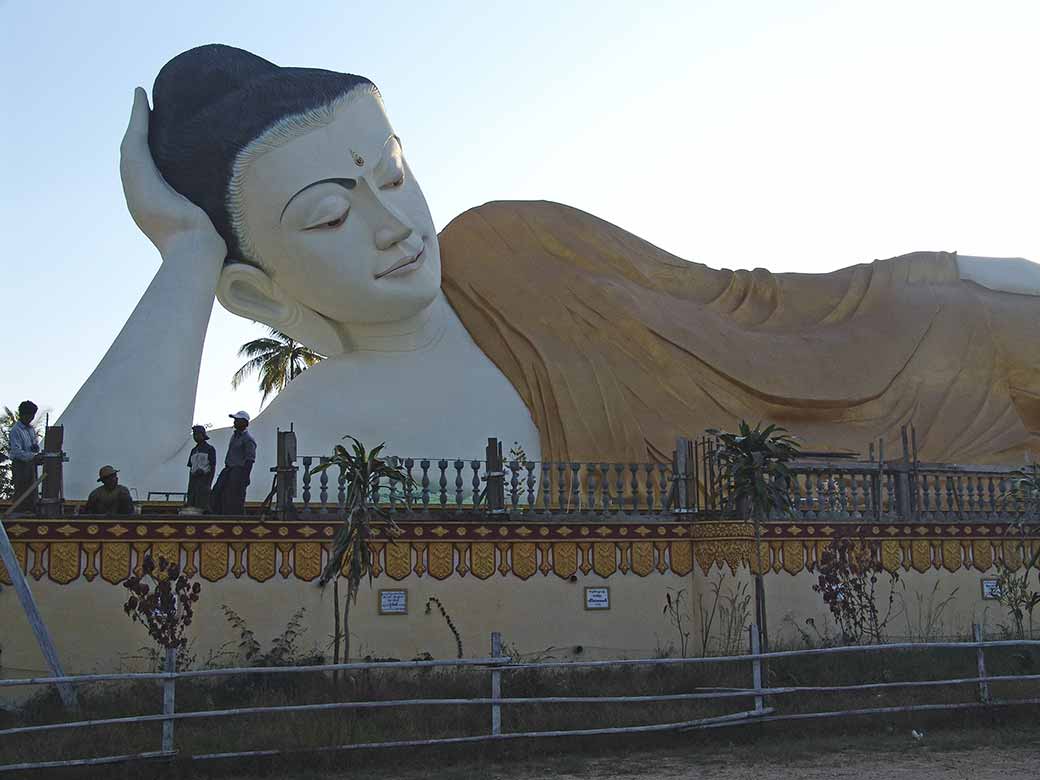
left=340, top=294, right=452, bottom=353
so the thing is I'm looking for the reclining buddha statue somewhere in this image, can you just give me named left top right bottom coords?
left=58, top=45, right=1040, bottom=498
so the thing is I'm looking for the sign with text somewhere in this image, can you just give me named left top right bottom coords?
left=981, top=578, right=1001, bottom=601
left=584, top=586, right=610, bottom=610
left=379, top=589, right=408, bottom=615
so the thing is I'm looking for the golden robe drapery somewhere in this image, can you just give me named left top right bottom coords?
left=440, top=201, right=1040, bottom=465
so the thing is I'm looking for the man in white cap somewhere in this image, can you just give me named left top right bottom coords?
left=210, top=411, right=256, bottom=515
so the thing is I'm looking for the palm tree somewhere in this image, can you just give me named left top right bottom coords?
left=707, top=421, right=800, bottom=653
left=312, top=437, right=412, bottom=664
left=231, top=329, right=324, bottom=407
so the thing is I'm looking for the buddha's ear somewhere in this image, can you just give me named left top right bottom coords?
left=216, top=263, right=346, bottom=357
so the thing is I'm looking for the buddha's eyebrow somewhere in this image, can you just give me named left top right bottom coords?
left=280, top=178, right=357, bottom=221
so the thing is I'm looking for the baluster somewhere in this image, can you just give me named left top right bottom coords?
left=658, top=464, right=669, bottom=511
left=438, top=460, right=449, bottom=508
left=541, top=462, right=552, bottom=513
left=864, top=471, right=875, bottom=516
left=402, top=458, right=414, bottom=507
left=645, top=464, right=656, bottom=512
left=507, top=460, right=520, bottom=510
left=337, top=467, right=347, bottom=511
left=630, top=464, right=640, bottom=512
left=987, top=476, right=996, bottom=518
left=945, top=476, right=955, bottom=519
left=885, top=468, right=896, bottom=516
left=557, top=463, right=567, bottom=510
left=302, top=456, right=312, bottom=511
left=471, top=461, right=481, bottom=507
left=599, top=464, right=611, bottom=511
left=920, top=473, right=932, bottom=517
left=967, top=475, right=978, bottom=513
left=931, top=474, right=942, bottom=519
left=420, top=459, right=430, bottom=510
left=815, top=471, right=828, bottom=515
left=585, top=463, right=597, bottom=511
left=790, top=470, right=804, bottom=518
left=525, top=462, right=537, bottom=511
left=454, top=460, right=465, bottom=509
left=614, top=464, right=625, bottom=514
left=801, top=469, right=814, bottom=519
left=318, top=462, right=329, bottom=513
left=570, top=463, right=582, bottom=512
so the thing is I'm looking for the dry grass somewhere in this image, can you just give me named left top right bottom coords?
left=1, top=643, right=1038, bottom=779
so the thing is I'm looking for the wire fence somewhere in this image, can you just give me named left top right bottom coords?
left=2, top=626, right=1039, bottom=773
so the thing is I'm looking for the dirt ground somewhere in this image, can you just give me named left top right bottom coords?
left=384, top=727, right=1040, bottom=780
left=535, top=747, right=1037, bottom=780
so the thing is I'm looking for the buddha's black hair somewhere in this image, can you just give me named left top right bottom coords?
left=148, top=44, right=376, bottom=262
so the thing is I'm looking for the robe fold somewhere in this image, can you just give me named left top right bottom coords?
left=440, top=200, right=1040, bottom=465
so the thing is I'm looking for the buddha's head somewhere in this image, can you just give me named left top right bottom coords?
left=149, top=45, right=440, bottom=355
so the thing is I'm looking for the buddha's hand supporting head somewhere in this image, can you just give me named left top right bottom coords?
left=120, top=87, right=227, bottom=260
left=145, top=45, right=442, bottom=356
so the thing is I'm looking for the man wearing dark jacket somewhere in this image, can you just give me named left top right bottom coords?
left=186, top=425, right=217, bottom=511
left=210, top=411, right=256, bottom=515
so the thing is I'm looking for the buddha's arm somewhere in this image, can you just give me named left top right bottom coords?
left=58, top=239, right=223, bottom=496
left=58, top=89, right=227, bottom=497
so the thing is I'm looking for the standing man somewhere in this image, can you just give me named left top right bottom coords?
left=82, top=465, right=135, bottom=515
left=185, top=425, right=216, bottom=511
left=211, top=411, right=256, bottom=515
left=8, top=400, right=43, bottom=515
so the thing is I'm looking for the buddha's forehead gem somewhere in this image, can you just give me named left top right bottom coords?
left=350, top=149, right=365, bottom=167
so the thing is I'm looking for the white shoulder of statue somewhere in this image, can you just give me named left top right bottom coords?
left=957, top=254, right=1040, bottom=296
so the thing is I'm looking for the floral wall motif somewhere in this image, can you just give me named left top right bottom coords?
left=0, top=519, right=1035, bottom=587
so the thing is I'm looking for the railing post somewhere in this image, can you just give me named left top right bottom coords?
left=490, top=631, right=503, bottom=736
left=161, top=646, right=177, bottom=754
left=486, top=439, right=505, bottom=515
left=748, top=623, right=765, bottom=713
left=972, top=623, right=990, bottom=704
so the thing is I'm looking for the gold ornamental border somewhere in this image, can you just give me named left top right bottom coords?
left=0, top=519, right=1035, bottom=586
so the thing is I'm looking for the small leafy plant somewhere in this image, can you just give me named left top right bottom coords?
left=121, top=554, right=201, bottom=651
left=813, top=537, right=899, bottom=644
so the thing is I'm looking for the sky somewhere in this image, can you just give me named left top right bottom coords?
left=2, top=0, right=1038, bottom=427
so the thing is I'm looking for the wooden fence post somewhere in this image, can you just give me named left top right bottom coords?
left=161, top=647, right=177, bottom=753
left=490, top=632, right=503, bottom=736
left=972, top=623, right=990, bottom=704
left=748, top=623, right=765, bottom=713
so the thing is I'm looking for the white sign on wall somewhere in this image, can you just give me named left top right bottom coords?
left=980, top=578, right=1001, bottom=601
left=379, top=589, right=408, bottom=615
left=584, top=586, right=610, bottom=610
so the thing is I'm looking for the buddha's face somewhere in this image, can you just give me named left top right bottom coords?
left=237, top=92, right=440, bottom=324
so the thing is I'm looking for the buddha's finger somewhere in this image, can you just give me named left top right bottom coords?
left=120, top=87, right=151, bottom=161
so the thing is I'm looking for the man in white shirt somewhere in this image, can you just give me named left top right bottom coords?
left=8, top=400, right=43, bottom=515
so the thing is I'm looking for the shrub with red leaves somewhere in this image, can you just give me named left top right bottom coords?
left=122, top=554, right=201, bottom=650
left=812, top=537, right=898, bottom=644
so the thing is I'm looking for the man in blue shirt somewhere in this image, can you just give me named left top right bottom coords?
left=8, top=400, right=43, bottom=515
left=210, top=411, right=256, bottom=515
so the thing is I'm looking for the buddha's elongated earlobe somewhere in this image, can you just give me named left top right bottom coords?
left=216, top=262, right=346, bottom=356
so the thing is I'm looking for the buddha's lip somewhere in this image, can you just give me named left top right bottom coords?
left=375, top=245, right=425, bottom=279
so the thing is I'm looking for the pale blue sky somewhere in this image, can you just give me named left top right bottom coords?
left=2, top=0, right=1037, bottom=427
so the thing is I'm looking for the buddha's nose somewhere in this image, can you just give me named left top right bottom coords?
left=374, top=215, right=412, bottom=251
